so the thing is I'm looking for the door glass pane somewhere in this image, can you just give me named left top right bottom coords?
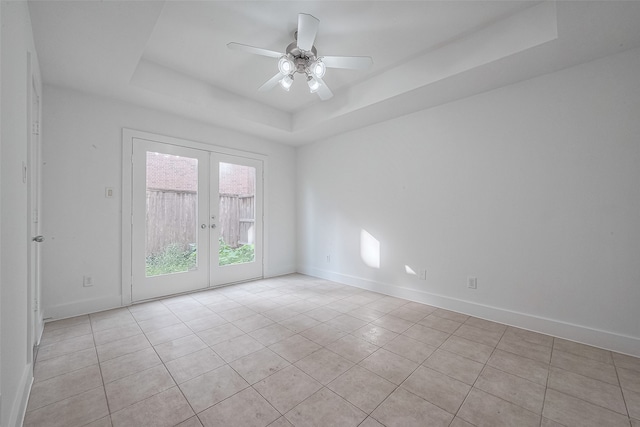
left=145, top=151, right=198, bottom=276
left=218, top=162, right=256, bottom=266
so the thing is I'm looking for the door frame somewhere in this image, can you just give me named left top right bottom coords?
left=26, top=52, right=44, bottom=362
left=121, top=129, right=268, bottom=304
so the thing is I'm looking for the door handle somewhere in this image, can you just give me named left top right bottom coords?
left=201, top=224, right=207, bottom=229
left=210, top=224, right=217, bottom=229
left=32, top=235, right=44, bottom=243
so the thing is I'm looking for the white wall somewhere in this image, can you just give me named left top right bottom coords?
left=1, top=1, right=41, bottom=425
left=41, top=85, right=297, bottom=319
left=297, top=47, right=640, bottom=356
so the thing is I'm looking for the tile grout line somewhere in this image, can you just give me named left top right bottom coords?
left=154, top=294, right=289, bottom=424
left=225, top=287, right=394, bottom=424
left=547, top=339, right=632, bottom=421
left=133, top=302, right=203, bottom=425
left=99, top=304, right=193, bottom=425
left=35, top=276, right=640, bottom=427
left=28, top=315, right=107, bottom=421
left=88, top=313, right=112, bottom=426
left=612, top=356, right=634, bottom=423
left=449, top=323, right=506, bottom=426
left=358, top=316, right=459, bottom=426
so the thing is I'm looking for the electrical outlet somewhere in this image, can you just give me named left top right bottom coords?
left=467, top=276, right=477, bottom=289
left=419, top=269, right=427, bottom=280
left=83, top=276, right=93, bottom=287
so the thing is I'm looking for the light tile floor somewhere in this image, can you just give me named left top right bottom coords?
left=25, top=274, right=640, bottom=427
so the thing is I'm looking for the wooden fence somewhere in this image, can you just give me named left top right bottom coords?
left=219, top=194, right=255, bottom=248
left=145, top=190, right=254, bottom=256
left=146, top=190, right=196, bottom=256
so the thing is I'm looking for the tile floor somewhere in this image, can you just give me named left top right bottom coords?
left=25, top=274, right=640, bottom=427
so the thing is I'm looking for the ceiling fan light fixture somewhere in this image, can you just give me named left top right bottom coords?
left=278, top=56, right=295, bottom=75
left=310, top=59, right=326, bottom=79
left=228, top=13, right=372, bottom=100
left=307, top=75, right=321, bottom=93
left=279, top=74, right=294, bottom=91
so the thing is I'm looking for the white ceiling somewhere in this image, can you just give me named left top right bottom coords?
left=28, top=1, right=640, bottom=146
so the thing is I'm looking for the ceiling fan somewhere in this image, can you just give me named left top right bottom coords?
left=227, top=13, right=373, bottom=101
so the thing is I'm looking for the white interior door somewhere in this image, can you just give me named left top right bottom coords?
left=131, top=138, right=263, bottom=301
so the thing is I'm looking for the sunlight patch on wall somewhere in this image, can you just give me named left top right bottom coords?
left=405, top=265, right=417, bottom=275
left=360, top=229, right=380, bottom=269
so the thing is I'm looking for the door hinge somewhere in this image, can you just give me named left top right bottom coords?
left=32, top=121, right=40, bottom=135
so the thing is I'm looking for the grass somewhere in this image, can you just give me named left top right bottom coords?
left=146, top=239, right=254, bottom=276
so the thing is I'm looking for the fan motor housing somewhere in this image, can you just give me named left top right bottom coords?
left=286, top=41, right=318, bottom=74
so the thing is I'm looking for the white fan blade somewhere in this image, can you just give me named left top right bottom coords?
left=297, top=13, right=320, bottom=52
left=227, top=42, right=282, bottom=59
left=322, top=55, right=373, bottom=70
left=258, top=72, right=285, bottom=92
left=316, top=78, right=333, bottom=100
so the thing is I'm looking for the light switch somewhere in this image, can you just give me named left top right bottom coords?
left=105, top=187, right=114, bottom=198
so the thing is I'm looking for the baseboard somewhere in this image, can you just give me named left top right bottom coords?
left=43, top=295, right=123, bottom=321
left=299, top=265, right=640, bottom=358
left=42, top=272, right=300, bottom=321
left=37, top=311, right=45, bottom=345
left=6, top=364, right=33, bottom=427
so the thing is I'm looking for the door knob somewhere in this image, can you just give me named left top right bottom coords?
left=201, top=224, right=207, bottom=229
left=32, top=235, right=44, bottom=243
left=210, top=224, right=217, bottom=229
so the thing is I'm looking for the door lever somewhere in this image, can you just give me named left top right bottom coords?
left=32, top=235, right=44, bottom=243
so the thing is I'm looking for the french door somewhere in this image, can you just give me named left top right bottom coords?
left=131, top=138, right=263, bottom=301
